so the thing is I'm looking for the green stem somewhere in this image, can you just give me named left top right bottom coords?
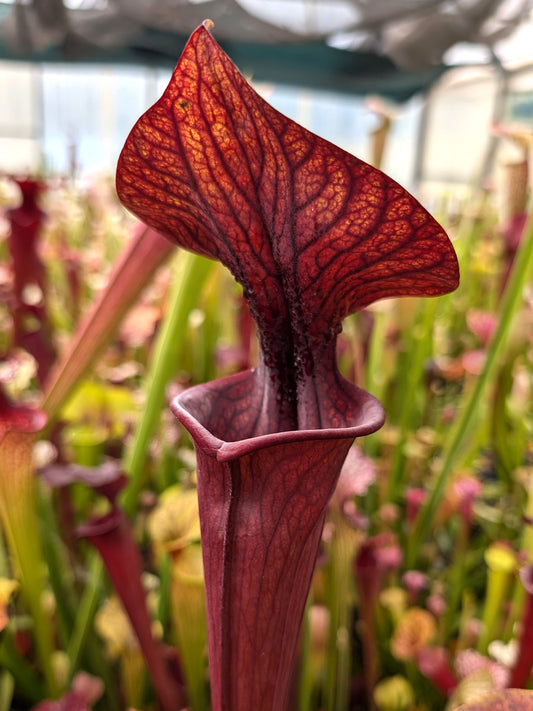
left=406, top=205, right=533, bottom=569
left=38, top=488, right=77, bottom=650
left=324, top=533, right=353, bottom=711
left=0, top=433, right=59, bottom=697
left=67, top=553, right=121, bottom=711
left=122, top=252, right=213, bottom=515
left=363, top=310, right=389, bottom=462
left=24, top=551, right=58, bottom=696
left=364, top=310, right=388, bottom=406
left=66, top=554, right=103, bottom=673
left=477, top=543, right=517, bottom=654
left=297, top=598, right=313, bottom=711
left=0, top=671, right=14, bottom=711
left=167, top=544, right=207, bottom=711
left=443, top=520, right=470, bottom=640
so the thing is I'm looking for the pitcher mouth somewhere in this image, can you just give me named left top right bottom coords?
left=170, top=368, right=385, bottom=462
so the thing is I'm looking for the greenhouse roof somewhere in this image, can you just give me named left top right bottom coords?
left=0, top=0, right=531, bottom=101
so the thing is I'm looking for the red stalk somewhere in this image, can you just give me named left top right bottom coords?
left=79, top=507, right=185, bottom=711
left=353, top=534, right=402, bottom=708
left=42, top=223, right=173, bottom=420
left=43, top=463, right=185, bottom=707
left=6, top=177, right=55, bottom=384
left=416, top=646, right=457, bottom=696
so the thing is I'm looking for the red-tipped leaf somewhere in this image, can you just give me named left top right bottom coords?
left=41, top=223, right=173, bottom=421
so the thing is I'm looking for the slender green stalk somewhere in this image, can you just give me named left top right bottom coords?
left=17, top=534, right=58, bottom=696
left=443, top=519, right=474, bottom=640
left=323, top=520, right=360, bottom=711
left=406, top=206, right=533, bottom=568
left=0, top=531, right=8, bottom=578
left=363, top=309, right=389, bottom=462
left=477, top=543, right=517, bottom=654
left=364, top=309, right=389, bottom=403
left=297, top=599, right=313, bottom=711
left=0, top=671, right=14, bottom=711
left=0, top=431, right=58, bottom=697
left=66, top=554, right=103, bottom=672
left=66, top=555, right=121, bottom=711
left=170, top=545, right=208, bottom=711
left=324, top=543, right=351, bottom=711
left=334, top=626, right=351, bottom=711
left=122, top=251, right=213, bottom=515
left=37, top=488, right=77, bottom=649
left=157, top=549, right=172, bottom=631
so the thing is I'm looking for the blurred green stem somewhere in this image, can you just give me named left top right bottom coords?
left=363, top=309, right=389, bottom=463
left=324, top=530, right=355, bottom=711
left=298, top=599, right=313, bottom=711
left=364, top=310, right=387, bottom=400
left=0, top=430, right=58, bottom=697
left=477, top=542, right=516, bottom=654
left=406, top=205, right=533, bottom=568
left=122, top=251, right=213, bottom=515
left=66, top=553, right=121, bottom=711
left=66, top=553, right=103, bottom=672
left=0, top=671, right=13, bottom=711
left=443, top=518, right=470, bottom=640
left=170, top=545, right=208, bottom=711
